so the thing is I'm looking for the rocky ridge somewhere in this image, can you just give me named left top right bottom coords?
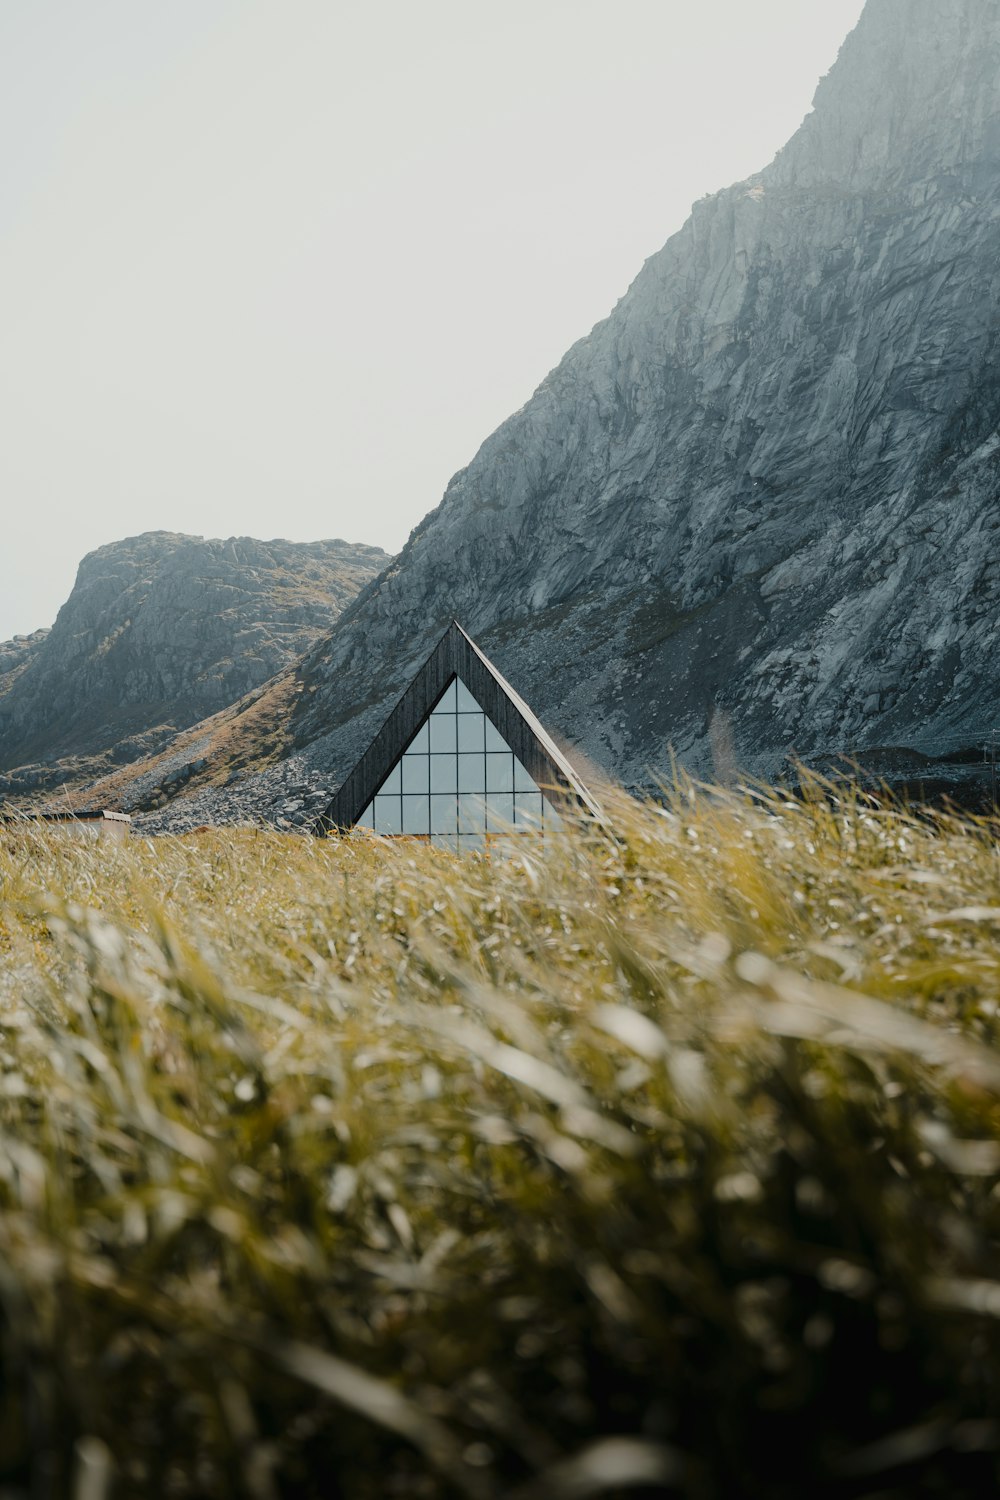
left=254, top=0, right=1000, bottom=818
left=24, top=0, right=1000, bottom=830
left=0, top=630, right=49, bottom=681
left=0, top=532, right=385, bottom=799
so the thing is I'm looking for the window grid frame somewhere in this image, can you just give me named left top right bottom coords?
left=357, top=674, right=556, bottom=842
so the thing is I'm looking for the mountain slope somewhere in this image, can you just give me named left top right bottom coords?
left=0, top=532, right=385, bottom=796
left=260, top=0, right=1000, bottom=803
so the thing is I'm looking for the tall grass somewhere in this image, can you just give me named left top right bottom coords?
left=0, top=781, right=999, bottom=1497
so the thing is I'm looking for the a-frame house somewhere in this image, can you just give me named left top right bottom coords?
left=313, top=621, right=600, bottom=850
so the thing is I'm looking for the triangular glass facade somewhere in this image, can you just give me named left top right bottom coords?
left=354, top=674, right=562, bottom=851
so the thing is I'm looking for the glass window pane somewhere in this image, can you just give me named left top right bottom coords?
left=407, top=722, right=429, bottom=753
left=543, top=797, right=563, bottom=829
left=379, top=762, right=401, bottom=794
left=457, top=713, right=485, bottom=752
left=486, top=752, right=514, bottom=792
left=431, top=832, right=459, bottom=853
left=486, top=792, right=513, bottom=830
left=374, top=795, right=402, bottom=834
left=402, top=753, right=428, bottom=793
left=484, top=718, right=508, bottom=752
left=458, top=792, right=486, bottom=832
left=357, top=803, right=374, bottom=829
left=455, top=679, right=480, bottom=713
left=458, top=833, right=485, bottom=853
left=488, top=833, right=518, bottom=860
left=429, top=754, right=457, bottom=792
left=430, top=794, right=457, bottom=834
left=429, top=713, right=456, bottom=753
left=402, top=794, right=430, bottom=835
left=513, top=757, right=537, bottom=792
left=458, top=753, right=485, bottom=794
left=514, top=791, right=543, bottom=827
left=436, top=681, right=457, bottom=712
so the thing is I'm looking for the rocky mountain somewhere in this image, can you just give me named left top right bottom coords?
left=244, top=0, right=999, bottom=811
left=0, top=532, right=385, bottom=797
left=0, top=630, right=49, bottom=683
left=22, top=0, right=1000, bottom=829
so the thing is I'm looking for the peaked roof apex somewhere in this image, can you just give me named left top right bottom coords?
left=314, top=620, right=600, bottom=834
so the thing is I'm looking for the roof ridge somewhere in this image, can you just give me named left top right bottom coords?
left=313, top=621, right=601, bottom=835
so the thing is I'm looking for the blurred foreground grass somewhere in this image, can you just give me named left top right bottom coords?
left=1, top=781, right=1000, bottom=1498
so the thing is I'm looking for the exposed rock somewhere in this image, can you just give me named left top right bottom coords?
left=135, top=754, right=331, bottom=833
left=0, top=532, right=385, bottom=796
left=29, top=0, right=1000, bottom=830
left=0, top=630, right=49, bottom=683
left=265, top=0, right=1000, bottom=807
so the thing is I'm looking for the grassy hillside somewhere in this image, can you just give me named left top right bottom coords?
left=1, top=782, right=999, bottom=1497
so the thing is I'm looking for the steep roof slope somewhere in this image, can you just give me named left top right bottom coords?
left=316, top=620, right=602, bottom=833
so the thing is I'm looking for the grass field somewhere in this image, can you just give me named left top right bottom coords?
left=1, top=780, right=999, bottom=1498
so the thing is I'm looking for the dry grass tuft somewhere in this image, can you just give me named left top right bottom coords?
left=0, top=779, right=999, bottom=1496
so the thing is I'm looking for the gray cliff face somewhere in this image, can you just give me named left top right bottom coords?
left=0, top=630, right=49, bottom=684
left=0, top=532, right=385, bottom=790
left=282, top=0, right=1000, bottom=797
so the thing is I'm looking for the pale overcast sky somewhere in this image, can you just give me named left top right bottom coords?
left=0, top=0, right=865, bottom=642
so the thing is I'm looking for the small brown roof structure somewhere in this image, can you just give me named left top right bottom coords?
left=314, top=620, right=600, bottom=835
left=0, top=809, right=131, bottom=826
left=0, top=809, right=132, bottom=843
